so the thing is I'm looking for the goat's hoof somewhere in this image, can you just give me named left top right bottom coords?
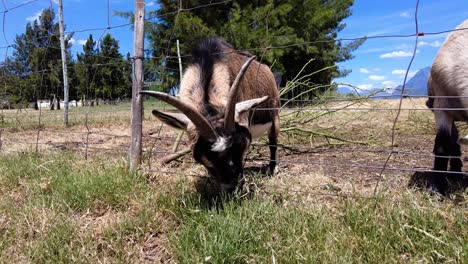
left=409, top=170, right=468, bottom=197
left=266, top=165, right=278, bottom=176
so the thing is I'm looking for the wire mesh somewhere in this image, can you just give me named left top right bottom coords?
left=0, top=0, right=467, bottom=201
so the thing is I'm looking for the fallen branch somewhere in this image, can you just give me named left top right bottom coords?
left=160, top=147, right=191, bottom=164
left=281, top=127, right=368, bottom=145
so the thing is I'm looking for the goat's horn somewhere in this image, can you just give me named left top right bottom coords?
left=140, top=91, right=218, bottom=140
left=224, top=56, right=257, bottom=131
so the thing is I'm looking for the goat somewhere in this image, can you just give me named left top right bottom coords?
left=425, top=20, right=468, bottom=194
left=141, top=37, right=280, bottom=193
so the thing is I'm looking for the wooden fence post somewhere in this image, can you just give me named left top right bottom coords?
left=58, top=0, right=69, bottom=126
left=130, top=0, right=145, bottom=170
left=172, top=39, right=185, bottom=153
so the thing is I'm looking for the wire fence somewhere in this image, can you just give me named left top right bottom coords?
left=0, top=0, right=467, bottom=202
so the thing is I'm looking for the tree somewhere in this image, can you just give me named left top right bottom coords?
left=99, top=34, right=127, bottom=99
left=76, top=34, right=99, bottom=100
left=141, top=0, right=364, bottom=100
left=8, top=8, right=74, bottom=103
left=76, top=33, right=131, bottom=100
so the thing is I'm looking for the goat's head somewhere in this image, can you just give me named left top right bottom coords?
left=141, top=56, right=267, bottom=192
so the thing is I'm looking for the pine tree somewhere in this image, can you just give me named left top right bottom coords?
left=76, top=34, right=99, bottom=100
left=141, top=0, right=364, bottom=100
left=8, top=8, right=74, bottom=103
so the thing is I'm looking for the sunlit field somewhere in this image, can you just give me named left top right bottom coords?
left=1, top=98, right=467, bottom=263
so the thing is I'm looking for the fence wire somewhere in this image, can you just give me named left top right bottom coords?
left=0, top=0, right=467, bottom=203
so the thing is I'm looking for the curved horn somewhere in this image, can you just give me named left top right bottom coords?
left=224, top=56, right=257, bottom=131
left=140, top=91, right=218, bottom=141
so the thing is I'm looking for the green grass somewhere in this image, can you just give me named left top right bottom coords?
left=0, top=152, right=150, bottom=262
left=0, top=99, right=172, bottom=130
left=163, top=190, right=467, bottom=263
left=27, top=218, right=79, bottom=263
left=0, top=152, right=466, bottom=263
left=0, top=152, right=147, bottom=211
left=1, top=97, right=467, bottom=263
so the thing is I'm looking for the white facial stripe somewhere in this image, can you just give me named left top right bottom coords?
left=211, top=136, right=231, bottom=152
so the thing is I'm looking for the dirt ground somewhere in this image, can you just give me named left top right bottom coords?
left=1, top=98, right=466, bottom=197
left=2, top=98, right=468, bottom=263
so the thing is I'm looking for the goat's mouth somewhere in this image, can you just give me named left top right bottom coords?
left=219, top=183, right=238, bottom=193
left=217, top=174, right=245, bottom=194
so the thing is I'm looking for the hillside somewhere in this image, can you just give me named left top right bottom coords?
left=337, top=66, right=432, bottom=97
left=392, top=66, right=431, bottom=96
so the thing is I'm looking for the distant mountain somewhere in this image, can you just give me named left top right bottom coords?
left=337, top=66, right=431, bottom=98
left=337, top=86, right=358, bottom=95
left=392, top=66, right=431, bottom=96
left=336, top=85, right=392, bottom=97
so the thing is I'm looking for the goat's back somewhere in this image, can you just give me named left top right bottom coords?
left=179, top=37, right=279, bottom=123
left=428, top=20, right=468, bottom=120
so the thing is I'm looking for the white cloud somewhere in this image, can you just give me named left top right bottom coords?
left=400, top=11, right=410, bottom=18
left=69, top=38, right=87, bottom=46
left=359, top=68, right=370, bottom=74
left=430, top=40, right=441, bottom=47
left=373, top=68, right=381, bottom=72
left=419, top=40, right=441, bottom=48
left=382, top=80, right=397, bottom=87
left=380, top=50, right=415, bottom=58
left=392, top=69, right=406, bottom=75
left=146, top=1, right=155, bottom=6
left=357, top=84, right=374, bottom=90
left=392, top=69, right=417, bottom=78
left=418, top=41, right=428, bottom=46
left=369, top=75, right=385, bottom=81
left=26, top=10, right=43, bottom=23
left=77, top=39, right=87, bottom=45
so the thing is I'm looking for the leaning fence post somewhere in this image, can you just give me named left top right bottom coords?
left=58, top=0, right=69, bottom=127
left=172, top=39, right=185, bottom=153
left=130, top=0, right=145, bottom=170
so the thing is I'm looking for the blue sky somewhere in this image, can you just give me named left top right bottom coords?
left=335, top=0, right=467, bottom=92
left=1, top=0, right=467, bottom=91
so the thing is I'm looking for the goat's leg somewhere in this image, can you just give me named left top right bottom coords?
left=431, top=127, right=451, bottom=194
left=433, top=127, right=451, bottom=171
left=449, top=122, right=462, bottom=172
left=433, top=112, right=453, bottom=171
left=431, top=112, right=456, bottom=195
left=267, top=112, right=280, bottom=175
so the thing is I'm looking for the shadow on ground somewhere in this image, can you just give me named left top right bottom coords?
left=409, top=171, right=468, bottom=197
left=191, top=165, right=269, bottom=209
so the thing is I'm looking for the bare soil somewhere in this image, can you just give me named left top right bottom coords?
left=2, top=98, right=466, bottom=197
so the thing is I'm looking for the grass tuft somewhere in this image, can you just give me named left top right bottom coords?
left=0, top=152, right=147, bottom=211
left=166, top=191, right=467, bottom=263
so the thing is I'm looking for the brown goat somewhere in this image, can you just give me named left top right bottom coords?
left=142, top=37, right=280, bottom=192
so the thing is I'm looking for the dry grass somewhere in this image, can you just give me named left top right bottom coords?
left=0, top=98, right=467, bottom=263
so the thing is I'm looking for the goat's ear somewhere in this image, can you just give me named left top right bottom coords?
left=235, top=96, right=269, bottom=124
left=152, top=110, right=190, bottom=130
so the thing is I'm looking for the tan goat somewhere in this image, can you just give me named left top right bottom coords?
left=142, top=37, right=280, bottom=192
left=426, top=20, right=468, bottom=194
